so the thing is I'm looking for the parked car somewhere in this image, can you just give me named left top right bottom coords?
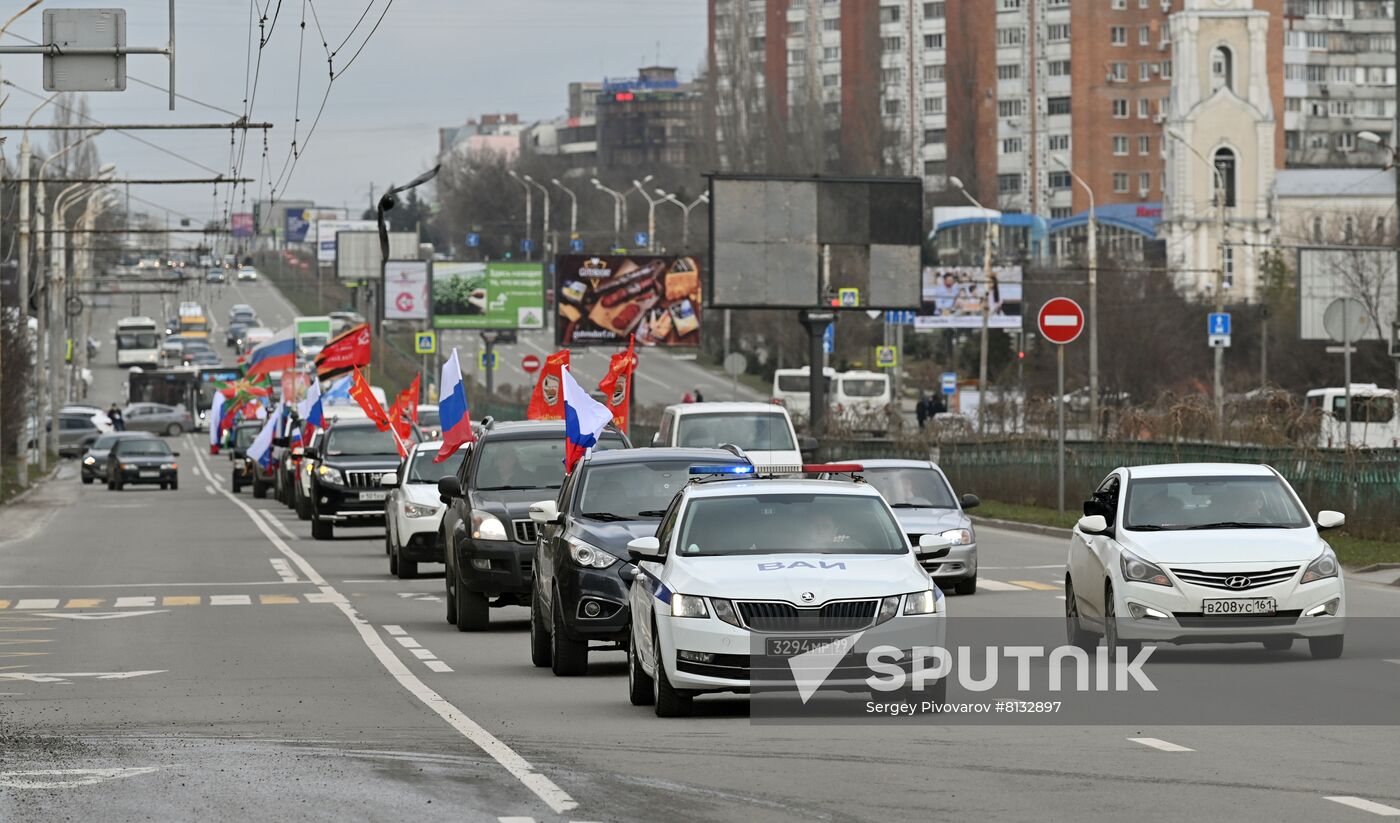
left=106, top=437, right=179, bottom=491
left=81, top=432, right=157, bottom=484
left=122, top=403, right=195, bottom=436
left=57, top=413, right=103, bottom=457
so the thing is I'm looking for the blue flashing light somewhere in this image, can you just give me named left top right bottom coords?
left=689, top=465, right=755, bottom=476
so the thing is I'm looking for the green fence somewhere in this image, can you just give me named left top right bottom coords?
left=818, top=438, right=1400, bottom=541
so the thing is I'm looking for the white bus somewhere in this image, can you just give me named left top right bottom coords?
left=115, top=317, right=162, bottom=367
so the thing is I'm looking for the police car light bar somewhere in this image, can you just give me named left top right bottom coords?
left=802, top=463, right=864, bottom=473
left=688, top=465, right=755, bottom=476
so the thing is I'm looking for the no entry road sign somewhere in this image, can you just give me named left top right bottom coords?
left=1038, top=297, right=1085, bottom=345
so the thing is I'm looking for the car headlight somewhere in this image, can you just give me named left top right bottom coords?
left=471, top=511, right=508, bottom=541
left=120, top=463, right=134, bottom=470
left=710, top=597, right=743, bottom=628
left=939, top=528, right=972, bottom=546
left=403, top=502, right=439, bottom=519
left=874, top=594, right=902, bottom=624
left=569, top=541, right=618, bottom=569
left=1301, top=548, right=1339, bottom=584
left=160, top=463, right=177, bottom=470
left=903, top=589, right=939, bottom=615
left=83, top=456, right=95, bottom=465
left=1121, top=549, right=1172, bottom=587
left=670, top=593, right=710, bottom=619
left=316, top=465, right=344, bottom=484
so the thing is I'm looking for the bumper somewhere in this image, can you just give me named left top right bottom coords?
left=82, top=460, right=105, bottom=480
left=921, top=543, right=977, bottom=581
left=1114, top=577, right=1345, bottom=643
left=656, top=611, right=946, bottom=693
left=312, top=483, right=388, bottom=523
left=116, top=467, right=177, bottom=485
left=399, top=524, right=445, bottom=562
left=457, top=537, right=532, bottom=596
left=556, top=565, right=632, bottom=642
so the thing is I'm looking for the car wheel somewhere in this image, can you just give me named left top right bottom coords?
left=1309, top=635, right=1344, bottom=659
left=160, top=482, right=168, bottom=491
left=231, top=474, right=242, bottom=493
left=445, top=563, right=458, bottom=625
left=107, top=476, right=116, bottom=490
left=252, top=479, right=267, bottom=499
left=954, top=574, right=977, bottom=596
left=165, top=423, right=183, bottom=436
left=455, top=584, right=489, bottom=632
left=311, top=519, right=333, bottom=540
left=295, top=489, right=311, bottom=520
left=1262, top=637, right=1293, bottom=652
left=114, top=477, right=124, bottom=491
left=388, top=548, right=399, bottom=576
left=629, top=632, right=655, bottom=706
left=550, top=594, right=589, bottom=677
left=385, top=529, right=393, bottom=556
left=653, top=633, right=691, bottom=718
left=170, top=480, right=179, bottom=491
left=395, top=550, right=417, bottom=580
left=1103, top=583, right=1140, bottom=663
left=1065, top=575, right=1098, bottom=652
left=530, top=589, right=552, bottom=668
left=82, top=474, right=94, bottom=485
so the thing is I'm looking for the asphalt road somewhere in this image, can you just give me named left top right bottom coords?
left=6, top=278, right=1400, bottom=821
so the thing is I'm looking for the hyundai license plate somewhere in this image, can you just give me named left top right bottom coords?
left=1203, top=597, right=1276, bottom=616
left=358, top=491, right=387, bottom=502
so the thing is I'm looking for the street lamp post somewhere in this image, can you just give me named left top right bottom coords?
left=1053, top=155, right=1099, bottom=436
left=655, top=189, right=710, bottom=251
left=1358, top=129, right=1400, bottom=391
left=507, top=170, right=534, bottom=260
left=632, top=179, right=664, bottom=253
left=949, top=176, right=994, bottom=435
left=1167, top=128, right=1230, bottom=433
left=551, top=178, right=579, bottom=246
left=523, top=175, right=551, bottom=260
left=592, top=178, right=625, bottom=248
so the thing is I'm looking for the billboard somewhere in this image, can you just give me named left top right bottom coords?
left=709, top=174, right=923, bottom=309
left=914, top=265, right=1024, bottom=330
left=555, top=254, right=702, bottom=347
left=285, top=208, right=312, bottom=243
left=384, top=260, right=430, bottom=321
left=432, top=262, right=546, bottom=330
left=335, top=230, right=418, bottom=281
left=1297, top=246, right=1396, bottom=342
left=231, top=212, right=255, bottom=239
left=316, top=219, right=376, bottom=263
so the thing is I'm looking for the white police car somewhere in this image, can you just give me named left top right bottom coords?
left=625, top=464, right=950, bottom=717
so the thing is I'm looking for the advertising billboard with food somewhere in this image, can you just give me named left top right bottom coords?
left=555, top=255, right=702, bottom=347
left=432, top=262, right=547, bottom=330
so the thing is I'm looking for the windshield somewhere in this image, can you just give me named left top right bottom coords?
left=117, top=332, right=160, bottom=349
left=579, top=460, right=721, bottom=519
left=181, top=319, right=209, bottom=332
left=862, top=467, right=957, bottom=508
left=92, top=434, right=137, bottom=450
left=473, top=435, right=624, bottom=491
left=325, top=426, right=399, bottom=456
left=676, top=413, right=795, bottom=452
left=116, top=440, right=173, bottom=457
left=1123, top=476, right=1310, bottom=531
left=408, top=449, right=465, bottom=482
left=776, top=374, right=831, bottom=393
left=301, top=334, right=329, bottom=349
left=676, top=494, right=905, bottom=556
left=418, top=409, right=441, bottom=428
left=234, top=425, right=262, bottom=448
left=840, top=378, right=886, bottom=398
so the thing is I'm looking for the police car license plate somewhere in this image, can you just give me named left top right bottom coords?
left=358, top=491, right=387, bottom=502
left=139, top=470, right=159, bottom=478
left=1203, top=597, right=1276, bottom=616
left=765, top=637, right=842, bottom=657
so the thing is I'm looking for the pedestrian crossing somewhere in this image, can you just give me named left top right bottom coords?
left=0, top=593, right=342, bottom=610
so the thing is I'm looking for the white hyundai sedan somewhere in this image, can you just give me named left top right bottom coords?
left=384, top=441, right=467, bottom=579
left=1065, top=463, right=1345, bottom=660
left=625, top=464, right=950, bottom=717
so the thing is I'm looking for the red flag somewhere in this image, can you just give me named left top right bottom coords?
left=349, top=367, right=392, bottom=431
left=526, top=350, right=570, bottom=420
left=597, top=336, right=637, bottom=435
left=316, top=323, right=372, bottom=379
left=386, top=374, right=420, bottom=455
left=394, top=374, right=421, bottom=424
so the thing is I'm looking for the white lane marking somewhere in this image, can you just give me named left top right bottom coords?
left=1385, top=659, right=1400, bottom=666
left=35, top=611, right=169, bottom=621
left=205, top=486, right=216, bottom=496
left=0, top=581, right=298, bottom=589
left=1325, top=797, right=1400, bottom=817
left=269, top=558, right=299, bottom=583
left=410, top=648, right=437, bottom=661
left=260, top=510, right=299, bottom=541
left=498, top=818, right=535, bottom=823
left=976, top=580, right=1028, bottom=592
left=0, top=767, right=161, bottom=789
left=383, top=625, right=406, bottom=636
left=113, top=597, right=156, bottom=608
left=395, top=637, right=422, bottom=649
left=0, top=671, right=165, bottom=684
left=14, top=600, right=60, bottom=610
left=209, top=595, right=252, bottom=606
left=1128, top=737, right=1194, bottom=753
left=425, top=660, right=453, bottom=673
left=192, top=446, right=579, bottom=816
left=304, top=592, right=349, bottom=604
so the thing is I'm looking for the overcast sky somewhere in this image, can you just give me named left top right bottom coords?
left=1, top=0, right=705, bottom=227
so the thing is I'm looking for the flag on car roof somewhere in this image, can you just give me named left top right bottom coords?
left=244, top=328, right=297, bottom=380
left=297, top=378, right=324, bottom=432
left=434, top=349, right=476, bottom=464
left=246, top=404, right=281, bottom=470
left=563, top=364, right=612, bottom=475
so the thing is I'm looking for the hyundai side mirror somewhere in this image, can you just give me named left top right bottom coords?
left=437, top=476, right=463, bottom=505
left=917, top=533, right=952, bottom=557
left=1316, top=510, right=1345, bottom=530
left=627, top=536, right=663, bottom=561
left=380, top=471, right=399, bottom=488
left=529, top=500, right=559, bottom=525
left=1077, top=514, right=1111, bottom=535
left=960, top=493, right=980, bottom=511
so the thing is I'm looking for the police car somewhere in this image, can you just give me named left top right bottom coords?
left=624, top=464, right=951, bottom=717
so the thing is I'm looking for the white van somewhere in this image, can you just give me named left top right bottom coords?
left=771, top=367, right=835, bottom=418
left=652, top=401, right=811, bottom=472
left=832, top=370, right=892, bottom=420
left=1304, top=384, right=1400, bottom=449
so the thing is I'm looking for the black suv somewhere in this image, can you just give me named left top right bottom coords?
left=530, top=448, right=741, bottom=676
left=437, top=420, right=629, bottom=631
left=305, top=420, right=407, bottom=540
left=229, top=421, right=276, bottom=497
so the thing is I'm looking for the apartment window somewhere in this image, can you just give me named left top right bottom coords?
left=924, top=2, right=945, bottom=19
left=1139, top=172, right=1152, bottom=193
left=1377, top=216, right=1388, bottom=237
left=1112, top=0, right=1126, bottom=8
left=789, top=49, right=806, bottom=64
left=997, top=63, right=1021, bottom=80
left=1048, top=170, right=1072, bottom=189
left=1047, top=23, right=1071, bottom=42
left=1214, top=148, right=1237, bottom=207
left=925, top=33, right=945, bottom=49
left=1112, top=99, right=1128, bottom=118
left=788, top=20, right=804, bottom=35
left=1306, top=64, right=1327, bottom=82
left=1047, top=96, right=1071, bottom=115
left=1312, top=216, right=1325, bottom=243
left=1139, top=135, right=1151, bottom=155
left=997, top=28, right=1023, bottom=46
left=823, top=46, right=840, bottom=60
left=750, top=36, right=765, bottom=52
left=1113, top=173, right=1129, bottom=193
left=924, top=128, right=946, bottom=144
left=1000, top=0, right=1022, bottom=9
left=1138, top=98, right=1150, bottom=119
left=1002, top=138, right=1023, bottom=154
left=1139, top=0, right=1149, bottom=7
left=1109, top=62, right=1128, bottom=82
left=1048, top=59, right=1071, bottom=77
left=1222, top=246, right=1234, bottom=289
left=924, top=96, right=945, bottom=114
left=1112, top=135, right=1129, bottom=155
left=881, top=67, right=901, bottom=84
left=1139, top=24, right=1150, bottom=46
left=879, top=5, right=901, bottom=23
left=1051, top=207, right=1072, bottom=219
left=923, top=64, right=944, bottom=82
left=824, top=18, right=841, bottom=31
left=1140, top=61, right=1152, bottom=81
left=823, top=73, right=839, bottom=87
left=884, top=99, right=902, bottom=115
left=1337, top=131, right=1356, bottom=151
left=1111, top=26, right=1127, bottom=46
left=998, top=99, right=1025, bottom=117
left=1048, top=134, right=1069, bottom=151
left=1160, top=60, right=1172, bottom=79
left=924, top=160, right=946, bottom=175
left=998, top=174, right=1022, bottom=194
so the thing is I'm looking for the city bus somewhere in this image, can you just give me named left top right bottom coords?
left=115, top=317, right=162, bottom=367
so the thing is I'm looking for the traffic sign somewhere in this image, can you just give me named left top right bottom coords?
left=885, top=310, right=915, bottom=326
left=634, top=231, right=649, bottom=248
left=466, top=232, right=480, bottom=248
left=1208, top=312, right=1231, bottom=337
left=822, top=323, right=835, bottom=354
left=875, top=346, right=897, bottom=369
left=521, top=354, right=541, bottom=374
left=414, top=331, right=436, bottom=355
left=940, top=372, right=957, bottom=396
left=521, top=238, right=535, bottom=254
left=838, top=288, right=860, bottom=307
left=479, top=350, right=499, bottom=371
left=1037, top=298, right=1085, bottom=345
left=570, top=238, right=585, bottom=253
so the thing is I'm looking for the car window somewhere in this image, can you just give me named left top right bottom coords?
left=861, top=467, right=957, bottom=508
left=1123, top=475, right=1309, bottom=531
left=657, top=411, right=673, bottom=444
left=655, top=498, right=681, bottom=553
left=324, top=426, right=399, bottom=456
left=577, top=460, right=722, bottom=519
left=675, top=413, right=795, bottom=451
left=406, top=449, right=465, bottom=483
left=472, top=434, right=625, bottom=492
left=675, top=493, right=905, bottom=556
left=92, top=434, right=122, bottom=450
left=115, top=440, right=173, bottom=457
left=839, top=378, right=886, bottom=398
left=234, top=426, right=261, bottom=448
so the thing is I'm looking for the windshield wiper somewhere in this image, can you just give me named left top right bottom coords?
left=581, top=512, right=631, bottom=522
left=1126, top=524, right=1169, bottom=531
left=890, top=502, right=942, bottom=509
left=477, top=484, right=551, bottom=492
left=1180, top=521, right=1284, bottom=530
left=635, top=509, right=668, bottom=517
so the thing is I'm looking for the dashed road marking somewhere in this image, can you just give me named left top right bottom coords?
left=163, top=596, right=201, bottom=607
left=383, top=625, right=407, bottom=636
left=270, top=557, right=299, bottom=582
left=395, top=637, right=422, bottom=649
left=205, top=485, right=216, bottom=495
left=976, top=580, right=1029, bottom=592
left=114, top=597, right=156, bottom=608
left=15, top=600, right=61, bottom=610
left=1007, top=580, right=1061, bottom=591
left=426, top=660, right=453, bottom=673
left=1128, top=737, right=1194, bottom=752
left=210, top=595, right=252, bottom=606
left=1325, top=797, right=1400, bottom=817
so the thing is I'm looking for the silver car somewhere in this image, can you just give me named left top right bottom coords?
left=123, top=403, right=195, bottom=436
left=850, top=458, right=981, bottom=595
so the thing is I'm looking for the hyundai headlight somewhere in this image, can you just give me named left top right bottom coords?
left=403, top=502, right=439, bottom=519
left=316, top=465, right=344, bottom=484
left=1121, top=549, right=1172, bottom=587
left=670, top=593, right=710, bottom=619
left=1301, top=548, right=1339, bottom=584
left=903, top=589, right=938, bottom=615
left=939, top=528, right=972, bottom=546
left=569, top=541, right=618, bottom=569
left=471, top=511, right=508, bottom=541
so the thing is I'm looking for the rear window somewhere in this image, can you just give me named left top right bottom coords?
left=840, top=378, right=887, bottom=398
left=776, top=374, right=831, bottom=393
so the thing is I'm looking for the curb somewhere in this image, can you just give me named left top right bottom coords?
left=1353, top=562, right=1400, bottom=574
left=0, top=465, right=60, bottom=508
left=972, top=516, right=1072, bottom=540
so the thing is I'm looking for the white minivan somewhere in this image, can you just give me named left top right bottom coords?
left=1304, top=384, right=1399, bottom=449
left=771, top=366, right=835, bottom=418
left=832, top=370, right=892, bottom=430
left=652, top=402, right=812, bottom=472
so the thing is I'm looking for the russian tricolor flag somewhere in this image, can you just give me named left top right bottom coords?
left=297, top=378, right=324, bottom=433
left=563, top=364, right=613, bottom=474
left=434, top=349, right=476, bottom=463
left=245, top=329, right=297, bottom=380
